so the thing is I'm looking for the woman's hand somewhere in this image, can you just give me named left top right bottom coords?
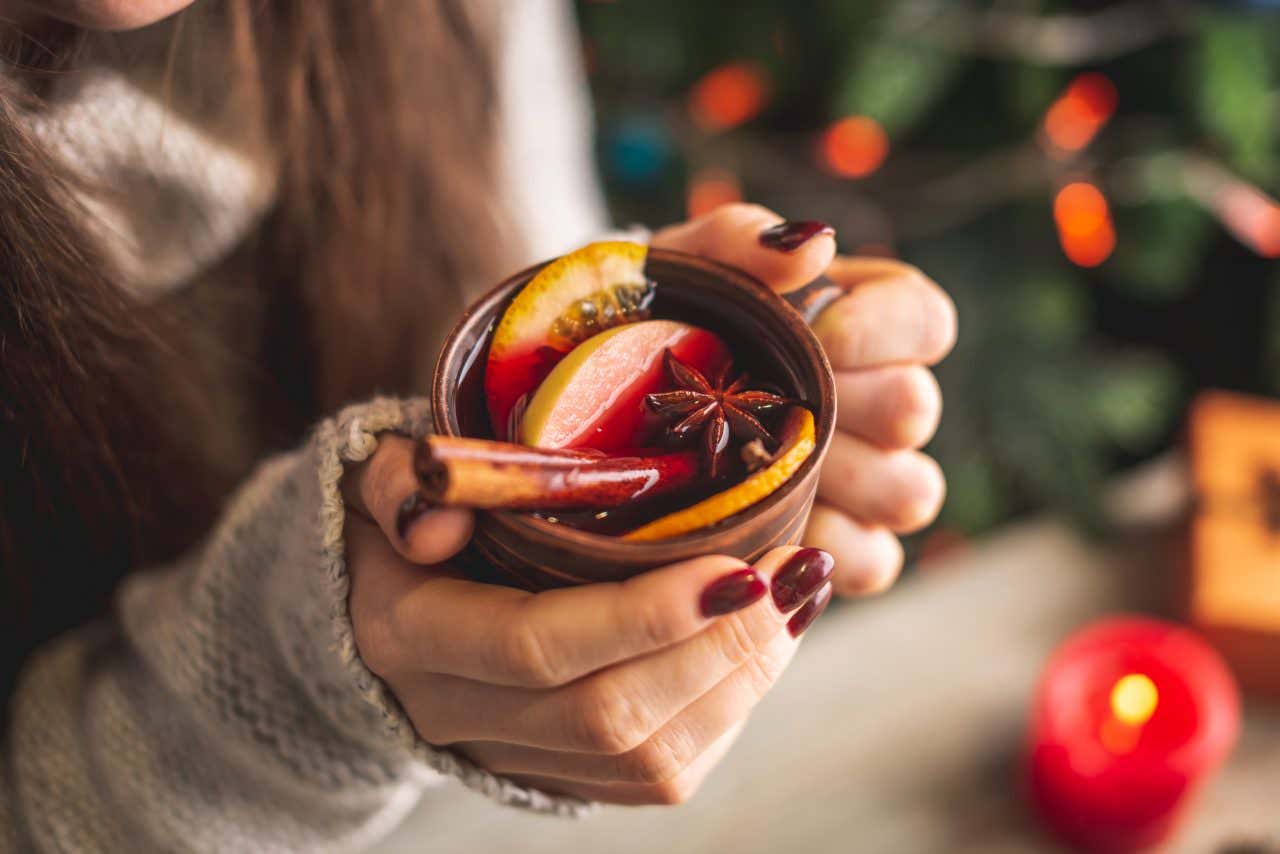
left=342, top=436, right=833, bottom=804
left=654, top=204, right=956, bottom=599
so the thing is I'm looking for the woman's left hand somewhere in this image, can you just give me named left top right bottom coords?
left=653, top=204, right=956, bottom=599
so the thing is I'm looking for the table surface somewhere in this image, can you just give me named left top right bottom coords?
left=374, top=459, right=1280, bottom=854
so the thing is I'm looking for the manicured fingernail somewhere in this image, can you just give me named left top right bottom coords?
left=787, top=582, right=833, bottom=638
left=759, top=220, right=835, bottom=252
left=395, top=492, right=433, bottom=541
left=700, top=568, right=767, bottom=617
left=771, top=548, right=835, bottom=612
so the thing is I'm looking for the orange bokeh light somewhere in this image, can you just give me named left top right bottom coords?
left=687, top=167, right=743, bottom=219
left=1043, top=73, right=1118, bottom=155
left=820, top=116, right=889, bottom=179
left=689, top=63, right=769, bottom=132
left=1054, top=181, right=1116, bottom=267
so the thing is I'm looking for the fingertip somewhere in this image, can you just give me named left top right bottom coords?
left=653, top=204, right=837, bottom=294
left=891, top=454, right=946, bottom=534
left=811, top=270, right=957, bottom=369
left=804, top=505, right=904, bottom=597
left=892, top=368, right=943, bottom=449
left=400, top=506, right=475, bottom=565
left=922, top=280, right=959, bottom=365
left=833, top=366, right=942, bottom=450
left=759, top=232, right=837, bottom=294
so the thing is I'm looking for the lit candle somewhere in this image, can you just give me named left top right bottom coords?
left=1025, top=617, right=1240, bottom=852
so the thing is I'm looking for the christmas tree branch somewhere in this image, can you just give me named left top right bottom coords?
left=903, top=0, right=1196, bottom=65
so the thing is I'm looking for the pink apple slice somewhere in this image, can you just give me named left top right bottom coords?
left=521, top=320, right=730, bottom=453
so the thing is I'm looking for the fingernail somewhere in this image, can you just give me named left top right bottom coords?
left=700, top=568, right=767, bottom=617
left=758, top=220, right=835, bottom=252
left=395, top=492, right=433, bottom=541
left=770, top=548, right=835, bottom=612
left=787, top=582, right=833, bottom=638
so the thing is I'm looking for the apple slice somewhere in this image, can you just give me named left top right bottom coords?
left=486, top=241, right=653, bottom=439
left=521, top=320, right=730, bottom=453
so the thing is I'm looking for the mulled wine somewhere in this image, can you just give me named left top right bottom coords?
left=423, top=241, right=817, bottom=539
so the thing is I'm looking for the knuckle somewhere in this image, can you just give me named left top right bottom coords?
left=818, top=437, right=860, bottom=496
left=499, top=616, right=564, bottom=687
left=740, top=642, right=788, bottom=701
left=717, top=202, right=772, bottom=223
left=620, top=734, right=689, bottom=784
left=833, top=302, right=870, bottom=363
left=408, top=708, right=455, bottom=746
left=574, top=686, right=653, bottom=754
left=362, top=446, right=399, bottom=516
left=645, top=775, right=698, bottom=806
left=626, top=595, right=680, bottom=652
left=352, top=608, right=404, bottom=678
left=715, top=611, right=764, bottom=668
left=891, top=260, right=928, bottom=280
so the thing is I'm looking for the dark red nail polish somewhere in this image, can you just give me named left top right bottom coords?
left=787, top=582, right=833, bottom=637
left=771, top=548, right=835, bottom=612
left=395, top=492, right=432, bottom=541
left=759, top=220, right=835, bottom=252
left=700, top=568, right=767, bottom=617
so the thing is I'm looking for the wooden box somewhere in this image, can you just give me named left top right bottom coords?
left=1187, top=390, right=1280, bottom=698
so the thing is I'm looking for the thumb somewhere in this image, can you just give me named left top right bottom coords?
left=342, top=435, right=475, bottom=565
left=652, top=203, right=836, bottom=293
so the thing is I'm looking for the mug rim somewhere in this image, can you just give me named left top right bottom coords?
left=431, top=246, right=836, bottom=557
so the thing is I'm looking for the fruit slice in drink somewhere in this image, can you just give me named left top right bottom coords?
left=521, top=320, right=730, bottom=454
left=485, top=241, right=654, bottom=439
left=622, top=406, right=816, bottom=541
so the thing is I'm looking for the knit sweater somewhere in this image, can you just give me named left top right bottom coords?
left=1, top=1, right=608, bottom=850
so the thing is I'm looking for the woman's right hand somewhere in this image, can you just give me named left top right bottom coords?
left=342, top=436, right=835, bottom=805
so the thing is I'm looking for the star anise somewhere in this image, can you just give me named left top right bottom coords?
left=645, top=349, right=791, bottom=477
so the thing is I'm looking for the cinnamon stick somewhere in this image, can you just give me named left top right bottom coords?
left=414, top=435, right=701, bottom=511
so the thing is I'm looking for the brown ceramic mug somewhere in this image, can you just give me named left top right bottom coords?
left=431, top=248, right=836, bottom=590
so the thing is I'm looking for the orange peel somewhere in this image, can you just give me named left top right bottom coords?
left=622, top=406, right=815, bottom=541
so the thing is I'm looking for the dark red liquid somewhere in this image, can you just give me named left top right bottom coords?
left=452, top=286, right=802, bottom=534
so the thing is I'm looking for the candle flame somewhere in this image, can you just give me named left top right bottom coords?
left=1110, top=673, right=1158, bottom=727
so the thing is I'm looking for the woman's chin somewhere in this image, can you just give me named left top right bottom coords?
left=10, top=0, right=196, bottom=31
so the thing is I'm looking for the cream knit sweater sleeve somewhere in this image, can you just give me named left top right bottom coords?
left=2, top=398, right=589, bottom=854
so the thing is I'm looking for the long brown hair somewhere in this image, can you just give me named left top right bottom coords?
left=0, top=1, right=515, bottom=702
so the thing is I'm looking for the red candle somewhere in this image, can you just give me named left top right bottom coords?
left=1026, top=616, right=1240, bottom=852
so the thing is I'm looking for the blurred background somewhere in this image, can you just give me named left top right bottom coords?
left=377, top=5, right=1280, bottom=850
left=576, top=0, right=1280, bottom=551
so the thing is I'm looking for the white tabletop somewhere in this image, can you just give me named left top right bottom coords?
left=374, top=459, right=1280, bottom=853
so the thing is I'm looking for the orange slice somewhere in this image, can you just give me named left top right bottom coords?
left=622, top=406, right=816, bottom=541
left=486, top=241, right=651, bottom=438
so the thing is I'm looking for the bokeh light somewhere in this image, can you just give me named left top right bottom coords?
left=1054, top=181, right=1116, bottom=267
left=605, top=116, right=672, bottom=188
left=687, top=167, right=743, bottom=218
left=820, top=115, right=889, bottom=179
left=689, top=63, right=769, bottom=132
left=1043, top=73, right=1118, bottom=156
